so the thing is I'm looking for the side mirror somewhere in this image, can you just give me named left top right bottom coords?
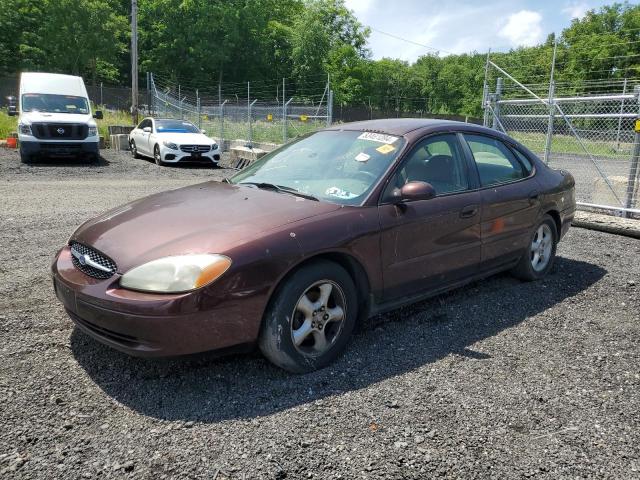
left=393, top=181, right=436, bottom=203
left=8, top=105, right=17, bottom=116
left=143, top=126, right=152, bottom=133
left=93, top=110, right=103, bottom=120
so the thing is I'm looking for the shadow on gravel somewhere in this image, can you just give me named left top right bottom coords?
left=70, top=256, right=606, bottom=422
left=25, top=155, right=110, bottom=167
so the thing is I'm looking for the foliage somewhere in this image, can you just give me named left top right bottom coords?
left=0, top=1, right=638, bottom=119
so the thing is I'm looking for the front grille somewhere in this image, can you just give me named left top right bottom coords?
left=180, top=144, right=211, bottom=153
left=69, top=242, right=117, bottom=279
left=31, top=123, right=88, bottom=140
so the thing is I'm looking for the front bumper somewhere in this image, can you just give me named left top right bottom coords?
left=161, top=146, right=220, bottom=164
left=21, top=140, right=99, bottom=157
left=52, top=246, right=257, bottom=357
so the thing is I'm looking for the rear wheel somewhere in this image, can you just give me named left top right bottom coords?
left=153, top=145, right=163, bottom=166
left=511, top=214, right=557, bottom=281
left=259, top=260, right=358, bottom=373
left=20, top=152, right=32, bottom=164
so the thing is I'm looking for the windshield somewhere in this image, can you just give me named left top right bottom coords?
left=229, top=130, right=406, bottom=205
left=21, top=94, right=89, bottom=114
left=155, top=119, right=200, bottom=133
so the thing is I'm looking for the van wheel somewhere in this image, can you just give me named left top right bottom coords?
left=511, top=214, right=558, bottom=281
left=153, top=145, right=163, bottom=166
left=20, top=152, right=32, bottom=164
left=259, top=260, right=357, bottom=373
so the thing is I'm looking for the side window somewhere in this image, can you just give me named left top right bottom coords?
left=464, top=134, right=528, bottom=187
left=385, top=134, right=469, bottom=199
left=511, top=147, right=534, bottom=174
left=136, top=119, right=146, bottom=130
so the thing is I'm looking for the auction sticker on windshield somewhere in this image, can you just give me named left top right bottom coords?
left=357, top=132, right=399, bottom=144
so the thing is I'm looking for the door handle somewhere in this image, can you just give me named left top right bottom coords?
left=460, top=204, right=479, bottom=219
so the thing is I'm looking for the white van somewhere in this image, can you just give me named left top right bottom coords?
left=8, top=72, right=102, bottom=163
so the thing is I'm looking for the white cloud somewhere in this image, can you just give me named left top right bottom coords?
left=344, top=0, right=374, bottom=14
left=498, top=10, right=544, bottom=47
left=562, top=2, right=589, bottom=20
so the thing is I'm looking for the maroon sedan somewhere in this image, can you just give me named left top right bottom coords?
left=52, top=119, right=575, bottom=372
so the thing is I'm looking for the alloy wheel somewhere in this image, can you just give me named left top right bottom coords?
left=531, top=224, right=553, bottom=272
left=290, top=280, right=346, bottom=356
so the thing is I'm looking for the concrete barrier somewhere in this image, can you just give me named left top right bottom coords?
left=227, top=146, right=267, bottom=169
left=110, top=134, right=130, bottom=151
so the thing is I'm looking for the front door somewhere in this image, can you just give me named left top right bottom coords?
left=379, top=133, right=481, bottom=301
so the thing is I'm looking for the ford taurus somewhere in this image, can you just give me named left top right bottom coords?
left=52, top=119, right=575, bottom=372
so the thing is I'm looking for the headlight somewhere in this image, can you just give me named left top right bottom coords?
left=163, top=141, right=178, bottom=150
left=120, top=254, right=231, bottom=293
left=19, top=124, right=32, bottom=135
left=88, top=126, right=98, bottom=137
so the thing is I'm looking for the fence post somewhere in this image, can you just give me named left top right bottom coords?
left=248, top=99, right=257, bottom=148
left=625, top=88, right=640, bottom=213
left=219, top=100, right=226, bottom=151
left=492, top=77, right=502, bottom=130
left=543, top=39, right=558, bottom=165
left=282, top=78, right=286, bottom=143
left=543, top=81, right=555, bottom=165
left=615, top=78, right=628, bottom=151
left=146, top=72, right=151, bottom=115
left=482, top=49, right=491, bottom=127
left=283, top=98, right=293, bottom=143
left=196, top=89, right=201, bottom=129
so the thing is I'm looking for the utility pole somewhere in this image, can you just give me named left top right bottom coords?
left=131, top=0, right=139, bottom=125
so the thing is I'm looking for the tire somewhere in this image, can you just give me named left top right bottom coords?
left=511, top=214, right=558, bottom=281
left=20, top=152, right=32, bottom=164
left=153, top=145, right=163, bottom=166
left=259, top=260, right=358, bottom=373
left=130, top=140, right=141, bottom=159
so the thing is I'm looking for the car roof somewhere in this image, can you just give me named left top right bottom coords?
left=325, top=118, right=476, bottom=136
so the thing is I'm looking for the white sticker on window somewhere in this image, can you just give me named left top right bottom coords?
left=355, top=152, right=370, bottom=162
left=326, top=187, right=358, bottom=199
left=357, top=132, right=399, bottom=144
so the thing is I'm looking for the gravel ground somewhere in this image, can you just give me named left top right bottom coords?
left=0, top=148, right=639, bottom=479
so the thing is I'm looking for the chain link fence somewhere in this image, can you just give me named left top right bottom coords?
left=483, top=64, right=640, bottom=216
left=150, top=73, right=332, bottom=150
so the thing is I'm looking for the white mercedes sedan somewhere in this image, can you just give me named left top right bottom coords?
left=128, top=117, right=221, bottom=166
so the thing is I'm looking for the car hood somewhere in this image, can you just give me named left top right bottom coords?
left=155, top=132, right=213, bottom=145
left=20, top=111, right=95, bottom=126
left=71, top=181, right=341, bottom=272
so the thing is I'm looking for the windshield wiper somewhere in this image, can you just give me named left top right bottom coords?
left=238, top=182, right=319, bottom=201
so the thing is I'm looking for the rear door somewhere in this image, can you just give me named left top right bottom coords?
left=461, top=133, right=540, bottom=271
left=378, top=133, right=482, bottom=301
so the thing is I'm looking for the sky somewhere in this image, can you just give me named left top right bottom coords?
left=344, top=0, right=616, bottom=61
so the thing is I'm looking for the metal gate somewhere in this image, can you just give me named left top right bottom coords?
left=483, top=61, right=640, bottom=216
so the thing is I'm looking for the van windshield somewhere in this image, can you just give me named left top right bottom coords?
left=21, top=94, right=90, bottom=114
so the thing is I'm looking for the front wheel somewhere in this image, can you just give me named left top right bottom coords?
left=511, top=214, right=558, bottom=281
left=153, top=145, right=163, bottom=166
left=130, top=140, right=141, bottom=159
left=259, top=260, right=358, bottom=373
left=20, top=152, right=32, bottom=164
